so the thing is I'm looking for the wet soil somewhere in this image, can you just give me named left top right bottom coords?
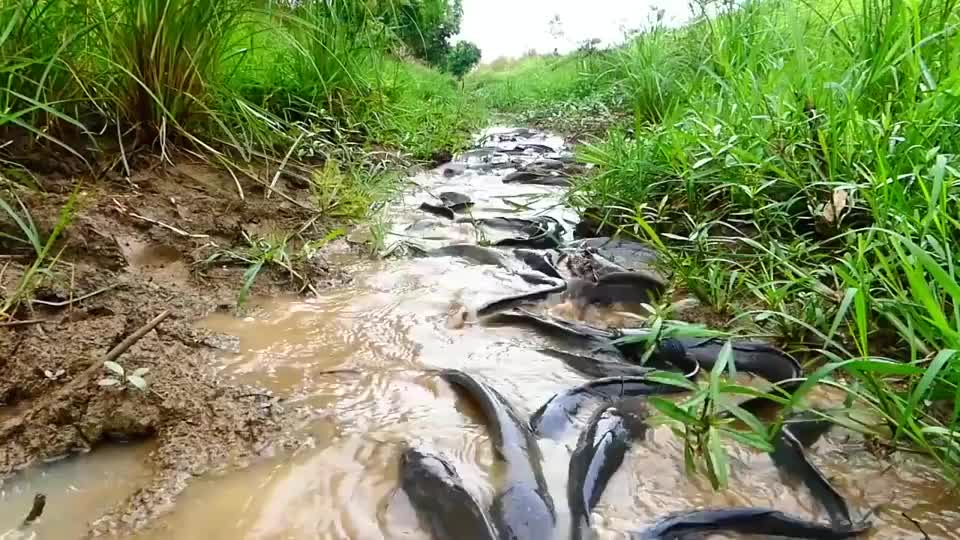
left=0, top=158, right=359, bottom=535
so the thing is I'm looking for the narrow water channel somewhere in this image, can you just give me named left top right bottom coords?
left=2, top=129, right=958, bottom=539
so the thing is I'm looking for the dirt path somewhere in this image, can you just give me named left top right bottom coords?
left=0, top=158, right=366, bottom=535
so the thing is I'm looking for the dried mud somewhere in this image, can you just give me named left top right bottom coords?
left=0, top=158, right=359, bottom=536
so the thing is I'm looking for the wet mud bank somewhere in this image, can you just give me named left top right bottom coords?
left=0, top=159, right=357, bottom=536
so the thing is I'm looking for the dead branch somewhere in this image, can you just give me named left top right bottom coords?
left=102, top=310, right=171, bottom=364
left=266, top=133, right=305, bottom=199
left=112, top=199, right=209, bottom=238
left=30, top=283, right=118, bottom=307
left=0, top=319, right=45, bottom=328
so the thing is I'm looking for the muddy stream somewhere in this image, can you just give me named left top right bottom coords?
left=2, top=128, right=958, bottom=539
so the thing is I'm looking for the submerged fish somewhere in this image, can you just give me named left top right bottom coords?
left=568, top=407, right=636, bottom=540
left=539, top=348, right=654, bottom=379
left=530, top=375, right=687, bottom=440
left=772, top=417, right=853, bottom=528
left=399, top=447, right=497, bottom=540
left=440, top=370, right=556, bottom=540
left=631, top=507, right=871, bottom=539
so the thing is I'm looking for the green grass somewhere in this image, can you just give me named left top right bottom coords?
left=0, top=0, right=482, bottom=166
left=474, top=0, right=960, bottom=480
left=468, top=52, right=622, bottom=133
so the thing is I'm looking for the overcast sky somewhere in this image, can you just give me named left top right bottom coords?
left=455, top=0, right=692, bottom=62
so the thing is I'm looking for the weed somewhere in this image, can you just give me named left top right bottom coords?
left=203, top=225, right=345, bottom=307
left=0, top=188, right=76, bottom=321
left=100, top=361, right=149, bottom=391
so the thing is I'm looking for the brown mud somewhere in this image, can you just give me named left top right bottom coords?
left=0, top=158, right=360, bottom=535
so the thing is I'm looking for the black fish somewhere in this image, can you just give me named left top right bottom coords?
left=439, top=370, right=556, bottom=540
left=772, top=418, right=853, bottom=528
left=782, top=411, right=834, bottom=448
left=531, top=375, right=687, bottom=439
left=419, top=202, right=456, bottom=220
left=618, top=337, right=802, bottom=414
left=539, top=348, right=654, bottom=379
left=514, top=249, right=564, bottom=280
left=568, top=407, right=636, bottom=540
left=399, top=448, right=498, bottom=540
left=438, top=191, right=473, bottom=211
left=630, top=507, right=871, bottom=539
left=475, top=283, right=567, bottom=318
left=503, top=170, right=572, bottom=186
left=676, top=337, right=801, bottom=384
left=428, top=244, right=512, bottom=267
left=487, top=309, right=617, bottom=342
left=565, top=271, right=666, bottom=311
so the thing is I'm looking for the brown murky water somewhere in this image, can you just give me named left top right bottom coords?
left=3, top=129, right=958, bottom=539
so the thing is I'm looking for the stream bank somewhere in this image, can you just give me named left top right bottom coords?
left=0, top=157, right=368, bottom=535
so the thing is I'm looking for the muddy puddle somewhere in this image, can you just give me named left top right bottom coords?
left=0, top=444, right=153, bottom=538
left=4, top=128, right=958, bottom=539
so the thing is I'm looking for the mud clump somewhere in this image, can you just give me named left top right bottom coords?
left=0, top=159, right=357, bottom=536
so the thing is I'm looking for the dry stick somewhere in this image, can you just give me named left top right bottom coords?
left=102, top=310, right=171, bottom=364
left=116, top=119, right=131, bottom=178
left=266, top=132, right=305, bottom=199
left=0, top=319, right=45, bottom=328
left=0, top=310, right=171, bottom=441
left=112, top=198, right=209, bottom=239
left=30, top=283, right=119, bottom=307
left=223, top=161, right=245, bottom=202
left=901, top=512, right=930, bottom=540
left=232, top=165, right=314, bottom=211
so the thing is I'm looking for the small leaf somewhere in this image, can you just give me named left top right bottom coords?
left=706, top=427, right=729, bottom=488
left=126, top=375, right=148, bottom=391
left=132, top=367, right=150, bottom=377
left=692, top=157, right=713, bottom=169
left=645, top=371, right=699, bottom=391
left=104, top=361, right=124, bottom=376
left=98, top=378, right=120, bottom=386
left=650, top=398, right=700, bottom=425
left=721, top=427, right=775, bottom=452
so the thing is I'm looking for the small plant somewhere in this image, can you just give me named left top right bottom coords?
left=646, top=342, right=777, bottom=489
left=99, top=361, right=149, bottom=391
left=42, top=368, right=65, bottom=381
left=0, top=189, right=77, bottom=321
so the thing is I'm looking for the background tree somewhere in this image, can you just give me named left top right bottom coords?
left=445, top=40, right=481, bottom=78
left=392, top=0, right=463, bottom=68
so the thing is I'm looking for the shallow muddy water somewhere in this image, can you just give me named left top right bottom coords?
left=0, top=444, right=152, bottom=538
left=3, top=128, right=958, bottom=539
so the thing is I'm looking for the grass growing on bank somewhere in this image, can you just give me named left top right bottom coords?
left=1, top=0, right=483, bottom=314
left=1, top=0, right=481, bottom=161
left=474, top=0, right=960, bottom=480
left=469, top=50, right=626, bottom=134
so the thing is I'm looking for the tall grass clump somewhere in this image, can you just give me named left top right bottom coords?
left=478, top=0, right=960, bottom=478
left=0, top=0, right=91, bottom=157
left=1, top=0, right=479, bottom=167
left=88, top=0, right=247, bottom=146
